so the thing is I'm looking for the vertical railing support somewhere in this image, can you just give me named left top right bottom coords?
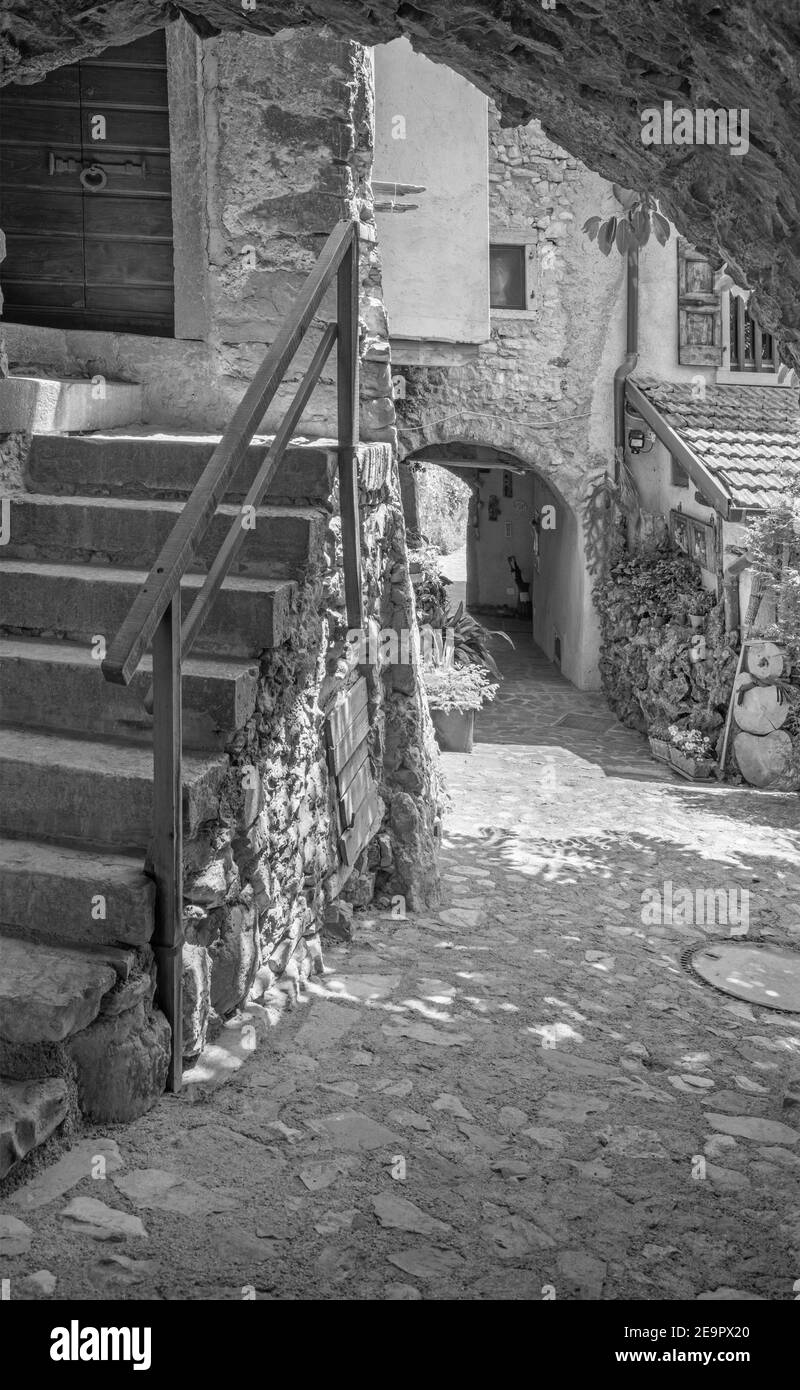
left=337, top=228, right=364, bottom=632
left=151, top=595, right=183, bottom=1092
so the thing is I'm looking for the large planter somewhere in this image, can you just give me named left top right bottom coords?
left=648, top=736, right=671, bottom=765
left=431, top=707, right=475, bottom=753
left=668, top=746, right=716, bottom=781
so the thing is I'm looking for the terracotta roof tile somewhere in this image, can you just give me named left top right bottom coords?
left=632, top=377, right=800, bottom=511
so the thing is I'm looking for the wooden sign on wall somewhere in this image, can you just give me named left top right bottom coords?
left=325, top=676, right=384, bottom=879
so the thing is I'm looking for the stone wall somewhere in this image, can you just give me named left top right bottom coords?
left=395, top=107, right=624, bottom=686
left=396, top=106, right=621, bottom=510
left=181, top=443, right=442, bottom=1061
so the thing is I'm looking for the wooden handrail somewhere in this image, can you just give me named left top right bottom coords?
left=101, top=218, right=358, bottom=688
left=99, top=218, right=363, bottom=1093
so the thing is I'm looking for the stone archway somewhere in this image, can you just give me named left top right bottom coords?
left=3, top=2, right=799, bottom=362
left=402, top=438, right=599, bottom=690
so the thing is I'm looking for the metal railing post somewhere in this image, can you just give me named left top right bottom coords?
left=150, top=594, right=183, bottom=1092
left=337, top=229, right=363, bottom=632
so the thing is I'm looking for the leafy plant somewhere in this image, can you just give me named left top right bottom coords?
left=409, top=541, right=450, bottom=629
left=583, top=186, right=671, bottom=256
left=594, top=540, right=734, bottom=734
left=423, top=664, right=498, bottom=713
left=445, top=602, right=514, bottom=679
left=413, top=465, right=471, bottom=555
left=736, top=475, right=800, bottom=663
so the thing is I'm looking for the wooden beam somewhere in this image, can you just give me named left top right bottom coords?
left=753, top=321, right=763, bottom=373
left=626, top=380, right=732, bottom=517
left=736, top=295, right=746, bottom=372
left=150, top=595, right=183, bottom=1092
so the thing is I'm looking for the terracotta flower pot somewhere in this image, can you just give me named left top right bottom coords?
left=431, top=707, right=475, bottom=753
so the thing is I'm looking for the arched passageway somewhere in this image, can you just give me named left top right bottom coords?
left=401, top=439, right=598, bottom=690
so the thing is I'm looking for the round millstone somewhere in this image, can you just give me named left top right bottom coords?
left=687, top=942, right=800, bottom=1014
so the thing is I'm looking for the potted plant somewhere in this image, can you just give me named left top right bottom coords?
left=445, top=601, right=514, bottom=678
left=647, top=721, right=672, bottom=764
left=423, top=664, right=498, bottom=752
left=420, top=602, right=512, bottom=752
left=665, top=724, right=717, bottom=780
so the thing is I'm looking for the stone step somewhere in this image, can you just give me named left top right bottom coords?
left=0, top=638, right=259, bottom=750
left=0, top=1076, right=70, bottom=1181
left=0, top=376, right=143, bottom=435
left=0, top=727, right=227, bottom=851
left=0, top=836, right=154, bottom=949
left=0, top=935, right=118, bottom=1045
left=3, top=495, right=326, bottom=579
left=0, top=561, right=296, bottom=659
left=26, top=431, right=342, bottom=507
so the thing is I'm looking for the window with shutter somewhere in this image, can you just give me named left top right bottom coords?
left=677, top=238, right=723, bottom=366
left=728, top=293, right=780, bottom=373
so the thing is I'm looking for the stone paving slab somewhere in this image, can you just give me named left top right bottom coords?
left=3, top=638, right=800, bottom=1299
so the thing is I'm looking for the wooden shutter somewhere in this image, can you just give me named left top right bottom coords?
left=677, top=238, right=723, bottom=366
left=325, top=677, right=383, bottom=878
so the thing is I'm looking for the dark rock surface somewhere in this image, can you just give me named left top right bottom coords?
left=2, top=3, right=799, bottom=358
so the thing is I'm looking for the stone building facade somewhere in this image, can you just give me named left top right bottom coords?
left=377, top=62, right=627, bottom=689
left=1, top=25, right=396, bottom=448
left=0, top=22, right=444, bottom=1147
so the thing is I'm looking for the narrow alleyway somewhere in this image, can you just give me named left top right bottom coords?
left=4, top=636, right=800, bottom=1301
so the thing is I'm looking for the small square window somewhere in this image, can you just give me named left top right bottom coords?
left=490, top=244, right=526, bottom=310
left=671, top=457, right=689, bottom=488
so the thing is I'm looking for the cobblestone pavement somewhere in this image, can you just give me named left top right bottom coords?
left=4, top=637, right=800, bottom=1301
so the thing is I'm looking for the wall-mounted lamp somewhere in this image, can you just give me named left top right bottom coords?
left=627, top=425, right=656, bottom=454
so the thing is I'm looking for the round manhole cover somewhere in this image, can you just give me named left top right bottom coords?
left=686, top=942, right=800, bottom=1014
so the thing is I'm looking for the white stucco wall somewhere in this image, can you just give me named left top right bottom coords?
left=464, top=469, right=536, bottom=609
left=630, top=439, right=720, bottom=593
left=372, top=38, right=489, bottom=344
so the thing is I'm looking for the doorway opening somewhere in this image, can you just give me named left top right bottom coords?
left=401, top=440, right=581, bottom=678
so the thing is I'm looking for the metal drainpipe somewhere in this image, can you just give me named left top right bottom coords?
left=613, top=242, right=639, bottom=482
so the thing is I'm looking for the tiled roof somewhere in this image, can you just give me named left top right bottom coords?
left=632, top=376, right=800, bottom=511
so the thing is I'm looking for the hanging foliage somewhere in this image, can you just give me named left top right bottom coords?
left=594, top=539, right=736, bottom=737
left=582, top=186, right=670, bottom=256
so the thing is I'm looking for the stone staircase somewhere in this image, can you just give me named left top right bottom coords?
left=0, top=427, right=338, bottom=1182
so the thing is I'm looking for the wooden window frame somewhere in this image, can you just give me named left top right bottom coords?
left=717, top=289, right=783, bottom=384
left=489, top=228, right=537, bottom=318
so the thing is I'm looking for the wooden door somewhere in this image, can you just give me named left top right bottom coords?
left=0, top=30, right=174, bottom=336
left=325, top=676, right=384, bottom=891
